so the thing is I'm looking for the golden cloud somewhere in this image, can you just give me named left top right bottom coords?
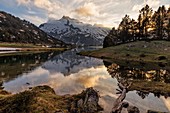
left=74, top=7, right=93, bottom=16
left=76, top=75, right=107, bottom=88
left=74, top=2, right=97, bottom=17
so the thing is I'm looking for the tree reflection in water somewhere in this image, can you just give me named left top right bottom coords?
left=0, top=51, right=61, bottom=82
left=104, top=61, right=170, bottom=112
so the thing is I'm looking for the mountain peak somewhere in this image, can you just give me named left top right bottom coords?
left=40, top=16, right=110, bottom=46
left=62, top=16, right=71, bottom=20
left=60, top=15, right=79, bottom=22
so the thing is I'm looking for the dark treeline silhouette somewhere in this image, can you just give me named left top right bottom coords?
left=104, top=5, right=170, bottom=47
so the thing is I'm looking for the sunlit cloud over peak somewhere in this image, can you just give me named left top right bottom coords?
left=0, top=0, right=170, bottom=28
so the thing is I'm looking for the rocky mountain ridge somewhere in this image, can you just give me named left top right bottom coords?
left=40, top=16, right=110, bottom=46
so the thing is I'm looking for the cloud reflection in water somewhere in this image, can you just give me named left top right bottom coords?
left=3, top=65, right=170, bottom=112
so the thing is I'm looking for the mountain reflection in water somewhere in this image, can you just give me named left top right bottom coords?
left=1, top=47, right=170, bottom=113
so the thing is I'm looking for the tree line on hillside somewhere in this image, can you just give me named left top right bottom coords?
left=104, top=5, right=170, bottom=47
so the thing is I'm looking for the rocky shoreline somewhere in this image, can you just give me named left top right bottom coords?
left=0, top=85, right=169, bottom=113
left=0, top=85, right=102, bottom=113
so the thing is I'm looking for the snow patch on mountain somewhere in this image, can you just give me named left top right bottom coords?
left=39, top=16, right=110, bottom=46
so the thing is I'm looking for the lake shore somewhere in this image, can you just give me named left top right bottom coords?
left=0, top=85, right=102, bottom=113
left=0, top=42, right=69, bottom=57
left=79, top=41, right=170, bottom=63
left=0, top=85, right=168, bottom=113
left=1, top=46, right=170, bottom=113
left=79, top=40, right=170, bottom=102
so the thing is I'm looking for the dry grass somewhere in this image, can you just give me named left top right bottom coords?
left=80, top=41, right=170, bottom=63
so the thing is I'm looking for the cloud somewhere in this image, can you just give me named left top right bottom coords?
left=27, top=10, right=37, bottom=14
left=161, top=97, right=170, bottom=111
left=33, top=0, right=61, bottom=12
left=34, top=0, right=54, bottom=11
left=132, top=4, right=143, bottom=12
left=21, top=14, right=47, bottom=25
left=165, top=4, right=170, bottom=10
left=16, top=0, right=30, bottom=5
left=147, top=0, right=160, bottom=9
left=75, top=74, right=107, bottom=88
left=74, top=2, right=98, bottom=17
left=132, top=0, right=160, bottom=12
left=17, top=0, right=61, bottom=12
left=45, top=66, right=111, bottom=94
left=2, top=0, right=170, bottom=28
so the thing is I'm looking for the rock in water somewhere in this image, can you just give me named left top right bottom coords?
left=74, top=87, right=102, bottom=113
left=127, top=106, right=140, bottom=113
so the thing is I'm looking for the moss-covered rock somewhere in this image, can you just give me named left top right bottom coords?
left=0, top=85, right=102, bottom=113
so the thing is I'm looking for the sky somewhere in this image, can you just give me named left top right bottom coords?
left=0, top=0, right=170, bottom=28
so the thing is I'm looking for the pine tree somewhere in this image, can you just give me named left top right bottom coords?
left=153, top=6, right=167, bottom=39
left=167, top=19, right=170, bottom=40
left=165, top=7, right=170, bottom=40
left=118, top=15, right=131, bottom=43
left=166, top=7, right=170, bottom=40
left=137, top=14, right=143, bottom=38
left=129, top=19, right=138, bottom=41
left=138, top=5, right=153, bottom=39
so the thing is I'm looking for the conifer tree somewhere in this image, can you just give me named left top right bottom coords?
left=118, top=15, right=131, bottom=43
left=153, top=6, right=166, bottom=39
left=138, top=5, right=153, bottom=39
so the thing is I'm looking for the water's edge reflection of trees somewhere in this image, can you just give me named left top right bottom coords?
left=104, top=60, right=170, bottom=97
left=103, top=61, right=170, bottom=113
left=104, top=60, right=170, bottom=112
left=0, top=51, right=62, bottom=82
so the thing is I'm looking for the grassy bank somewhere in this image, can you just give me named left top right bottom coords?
left=0, top=42, right=42, bottom=48
left=0, top=51, right=61, bottom=57
left=0, top=42, right=67, bottom=50
left=80, top=41, right=170, bottom=63
left=0, top=42, right=68, bottom=57
left=0, top=86, right=102, bottom=113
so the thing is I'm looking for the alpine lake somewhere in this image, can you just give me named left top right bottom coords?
left=0, top=47, right=170, bottom=113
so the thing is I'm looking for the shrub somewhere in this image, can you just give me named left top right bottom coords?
left=139, top=54, right=146, bottom=57
left=158, top=56, right=167, bottom=60
left=126, top=54, right=130, bottom=57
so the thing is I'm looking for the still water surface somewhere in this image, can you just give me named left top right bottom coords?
left=1, top=47, right=170, bottom=113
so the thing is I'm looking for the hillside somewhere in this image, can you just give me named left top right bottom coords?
left=39, top=16, right=110, bottom=46
left=80, top=41, right=170, bottom=63
left=0, top=51, right=61, bottom=82
left=0, top=11, right=68, bottom=47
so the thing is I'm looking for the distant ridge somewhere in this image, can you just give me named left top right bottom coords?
left=0, top=11, right=68, bottom=47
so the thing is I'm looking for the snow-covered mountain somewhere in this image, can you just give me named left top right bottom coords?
left=39, top=16, right=110, bottom=46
